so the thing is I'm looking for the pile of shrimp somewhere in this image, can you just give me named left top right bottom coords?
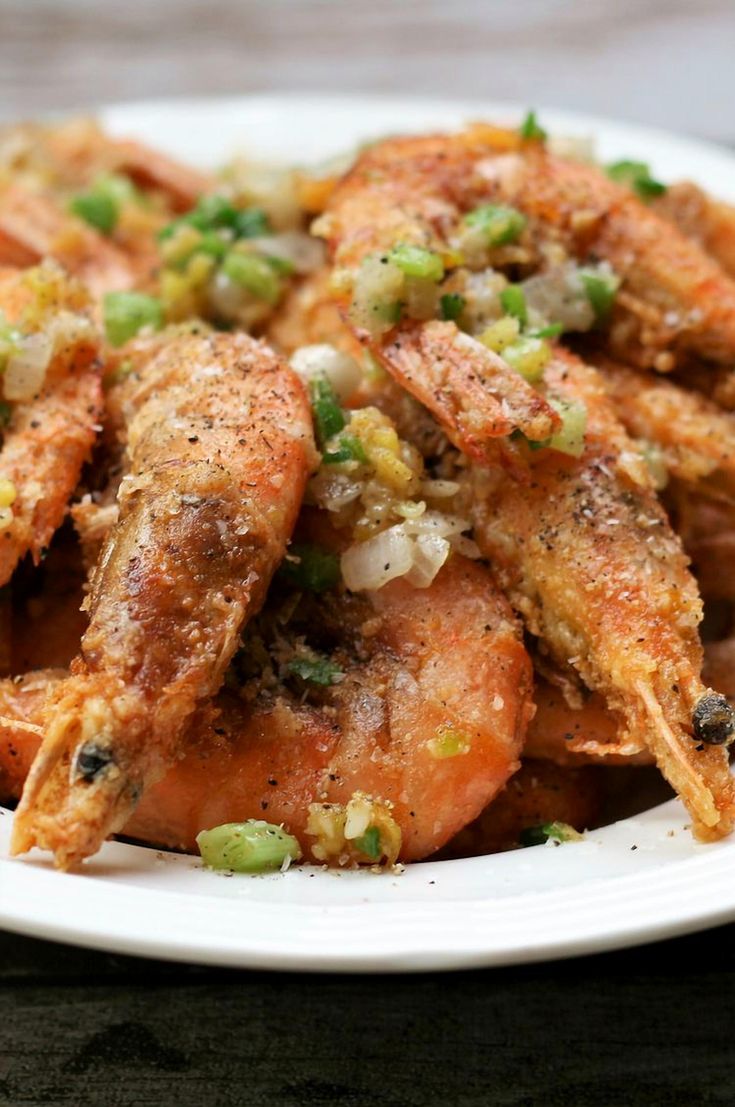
left=2, top=110, right=735, bottom=874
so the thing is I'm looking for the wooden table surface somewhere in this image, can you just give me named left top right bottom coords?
left=2, top=4, right=735, bottom=1103
left=3, top=924, right=735, bottom=1106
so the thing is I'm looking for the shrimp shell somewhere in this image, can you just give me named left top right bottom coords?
left=12, top=332, right=317, bottom=869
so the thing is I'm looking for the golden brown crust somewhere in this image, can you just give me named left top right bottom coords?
left=12, top=331, right=316, bottom=868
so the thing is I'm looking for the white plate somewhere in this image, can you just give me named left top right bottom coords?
left=2, top=93, right=735, bottom=972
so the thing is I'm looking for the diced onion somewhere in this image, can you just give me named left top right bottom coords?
left=404, top=533, right=450, bottom=587
left=341, top=525, right=414, bottom=592
left=520, top=266, right=596, bottom=332
left=4, top=332, right=53, bottom=401
left=341, top=513, right=470, bottom=592
left=290, top=343, right=362, bottom=401
left=250, top=232, right=325, bottom=274
left=401, top=510, right=468, bottom=538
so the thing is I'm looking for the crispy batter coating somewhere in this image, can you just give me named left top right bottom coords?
left=0, top=265, right=102, bottom=585
left=470, top=349, right=735, bottom=838
left=323, top=130, right=735, bottom=373
left=2, top=556, right=533, bottom=864
left=12, top=331, right=316, bottom=868
left=600, top=358, right=735, bottom=502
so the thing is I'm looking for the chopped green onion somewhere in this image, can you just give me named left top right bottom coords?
left=464, top=204, right=526, bottom=246
left=548, top=397, right=588, bottom=458
left=499, top=285, right=528, bottom=326
left=520, top=821, right=583, bottom=847
left=388, top=243, right=445, bottom=282
left=196, top=820, right=302, bottom=872
left=309, top=375, right=346, bottom=446
left=519, top=110, right=547, bottom=141
left=0, top=402, right=12, bottom=428
left=377, top=300, right=403, bottom=326
left=103, top=291, right=164, bottom=347
left=234, top=207, right=271, bottom=239
left=159, top=195, right=270, bottom=242
left=265, top=254, right=296, bottom=277
left=194, top=232, right=229, bottom=261
left=440, top=292, right=466, bottom=322
left=322, top=434, right=368, bottom=465
left=502, top=336, right=551, bottom=383
left=190, top=194, right=239, bottom=230
left=278, top=543, right=341, bottom=593
left=353, top=826, right=381, bottom=860
left=287, top=655, right=343, bottom=686
left=221, top=251, right=281, bottom=304
left=529, top=322, right=564, bottom=339
left=70, top=191, right=118, bottom=234
left=579, top=268, right=619, bottom=323
left=606, top=160, right=667, bottom=200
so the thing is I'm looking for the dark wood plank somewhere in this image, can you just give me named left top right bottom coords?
left=2, top=927, right=734, bottom=1106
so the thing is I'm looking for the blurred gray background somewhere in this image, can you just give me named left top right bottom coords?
left=0, top=0, right=732, bottom=142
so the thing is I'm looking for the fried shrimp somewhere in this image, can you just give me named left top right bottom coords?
left=321, top=129, right=735, bottom=378
left=0, top=554, right=533, bottom=864
left=467, top=348, right=735, bottom=838
left=11, top=331, right=316, bottom=868
left=0, top=263, right=102, bottom=585
left=0, top=185, right=137, bottom=298
left=652, top=182, right=735, bottom=281
left=600, top=359, right=735, bottom=502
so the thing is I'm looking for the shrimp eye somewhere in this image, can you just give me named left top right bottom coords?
left=75, top=741, right=116, bottom=782
left=692, top=693, right=735, bottom=747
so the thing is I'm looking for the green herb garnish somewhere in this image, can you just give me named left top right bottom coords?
left=234, top=206, right=271, bottom=239
left=322, top=434, right=368, bottom=465
left=500, top=284, right=528, bottom=326
left=579, top=268, right=619, bottom=323
left=309, top=375, right=346, bottom=446
left=388, top=243, right=445, bottom=282
left=196, top=820, right=302, bottom=873
left=286, top=655, right=343, bottom=686
left=464, top=204, right=526, bottom=246
left=278, top=543, right=341, bottom=593
left=606, top=160, right=667, bottom=200
left=520, top=821, right=583, bottom=847
left=353, top=826, right=382, bottom=860
left=221, top=251, right=282, bottom=303
left=529, top=322, right=564, bottom=339
left=439, top=292, right=466, bottom=322
left=70, top=191, right=118, bottom=234
left=103, top=291, right=164, bottom=347
left=519, top=110, right=547, bottom=142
